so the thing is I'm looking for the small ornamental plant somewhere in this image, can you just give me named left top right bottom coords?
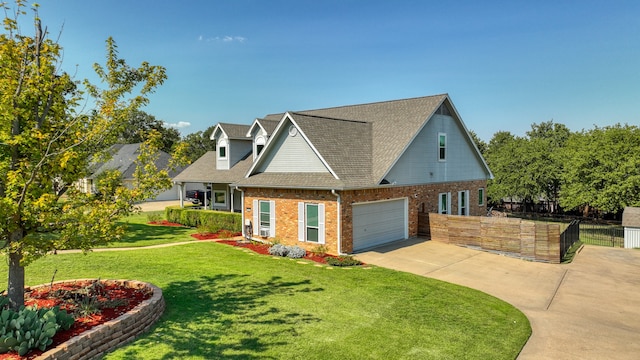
left=325, top=255, right=363, bottom=267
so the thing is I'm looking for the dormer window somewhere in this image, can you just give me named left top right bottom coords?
left=254, top=136, right=266, bottom=160
left=218, top=139, right=228, bottom=159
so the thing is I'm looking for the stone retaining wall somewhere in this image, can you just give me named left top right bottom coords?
left=34, top=279, right=165, bottom=360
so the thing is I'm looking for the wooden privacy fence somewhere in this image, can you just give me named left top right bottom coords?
left=429, top=214, right=562, bottom=263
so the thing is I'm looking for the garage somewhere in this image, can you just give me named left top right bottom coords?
left=352, top=198, right=408, bottom=251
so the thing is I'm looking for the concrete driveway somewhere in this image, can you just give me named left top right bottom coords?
left=355, top=239, right=640, bottom=360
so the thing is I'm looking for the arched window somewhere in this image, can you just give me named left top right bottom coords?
left=218, top=139, right=227, bottom=159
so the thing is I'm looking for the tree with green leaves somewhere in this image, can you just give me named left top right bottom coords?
left=0, top=1, right=180, bottom=310
left=117, top=109, right=181, bottom=153
left=524, top=121, right=570, bottom=213
left=179, top=125, right=216, bottom=163
left=559, top=124, right=640, bottom=217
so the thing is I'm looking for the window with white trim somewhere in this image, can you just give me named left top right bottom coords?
left=213, top=190, right=226, bottom=206
left=478, top=188, right=485, bottom=206
left=438, top=133, right=447, bottom=161
left=298, top=202, right=325, bottom=243
left=259, top=200, right=270, bottom=230
left=255, top=136, right=265, bottom=159
left=218, top=139, right=227, bottom=159
left=458, top=190, right=469, bottom=216
left=439, top=193, right=450, bottom=214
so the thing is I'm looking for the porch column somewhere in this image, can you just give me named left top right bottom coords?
left=178, top=182, right=184, bottom=208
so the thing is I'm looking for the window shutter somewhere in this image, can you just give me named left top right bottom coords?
left=269, top=200, right=276, bottom=237
left=298, top=202, right=305, bottom=241
left=447, top=192, right=452, bottom=215
left=318, top=203, right=325, bottom=244
left=252, top=200, right=258, bottom=234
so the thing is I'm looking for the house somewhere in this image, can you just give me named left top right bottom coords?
left=76, top=143, right=183, bottom=201
left=622, top=207, right=640, bottom=248
left=172, top=119, right=278, bottom=210
left=228, top=94, right=492, bottom=254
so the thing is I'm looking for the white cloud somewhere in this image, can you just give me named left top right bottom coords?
left=197, top=35, right=246, bottom=43
left=165, top=121, right=191, bottom=129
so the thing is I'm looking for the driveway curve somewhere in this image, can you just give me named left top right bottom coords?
left=355, top=239, right=640, bottom=360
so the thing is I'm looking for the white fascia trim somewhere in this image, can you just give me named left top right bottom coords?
left=245, top=118, right=266, bottom=138
left=287, top=115, right=340, bottom=180
left=445, top=97, right=494, bottom=179
left=377, top=97, right=443, bottom=184
left=243, top=112, right=340, bottom=180
left=210, top=123, right=227, bottom=141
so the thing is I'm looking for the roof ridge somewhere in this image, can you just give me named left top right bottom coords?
left=297, top=93, right=448, bottom=113
left=288, top=111, right=369, bottom=124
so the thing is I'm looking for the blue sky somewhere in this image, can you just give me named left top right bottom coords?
left=27, top=0, right=640, bottom=141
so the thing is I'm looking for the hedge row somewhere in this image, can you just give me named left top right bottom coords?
left=165, top=207, right=242, bottom=233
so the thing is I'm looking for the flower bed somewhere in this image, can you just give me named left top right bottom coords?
left=0, top=280, right=164, bottom=360
left=148, top=220, right=184, bottom=227
left=191, top=231, right=242, bottom=241
left=216, top=240, right=360, bottom=265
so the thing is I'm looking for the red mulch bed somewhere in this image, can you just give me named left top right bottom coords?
left=0, top=280, right=152, bottom=359
left=216, top=240, right=337, bottom=264
left=148, top=220, right=185, bottom=227
left=191, top=232, right=242, bottom=240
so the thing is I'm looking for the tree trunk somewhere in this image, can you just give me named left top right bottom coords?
left=7, top=228, right=25, bottom=311
left=8, top=250, right=25, bottom=311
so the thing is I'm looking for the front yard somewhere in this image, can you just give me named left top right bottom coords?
left=0, top=213, right=531, bottom=359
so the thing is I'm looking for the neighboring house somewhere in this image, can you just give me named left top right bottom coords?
left=622, top=207, right=640, bottom=248
left=76, top=143, right=183, bottom=201
left=174, top=94, right=492, bottom=254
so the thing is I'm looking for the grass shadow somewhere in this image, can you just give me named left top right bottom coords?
left=115, top=274, right=323, bottom=359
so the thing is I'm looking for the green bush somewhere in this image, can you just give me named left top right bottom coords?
left=326, top=255, right=363, bottom=267
left=165, top=207, right=241, bottom=232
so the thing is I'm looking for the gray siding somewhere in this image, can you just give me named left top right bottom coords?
left=230, top=139, right=252, bottom=166
left=384, top=114, right=488, bottom=184
left=258, top=122, right=329, bottom=173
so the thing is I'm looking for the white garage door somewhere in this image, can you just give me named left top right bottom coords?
left=353, top=198, right=407, bottom=251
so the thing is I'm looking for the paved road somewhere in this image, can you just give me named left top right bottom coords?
left=355, top=239, right=640, bottom=360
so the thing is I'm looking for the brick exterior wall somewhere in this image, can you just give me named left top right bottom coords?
left=37, top=279, right=164, bottom=360
left=244, top=179, right=487, bottom=255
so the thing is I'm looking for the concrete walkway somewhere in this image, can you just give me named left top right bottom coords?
left=355, top=239, right=640, bottom=360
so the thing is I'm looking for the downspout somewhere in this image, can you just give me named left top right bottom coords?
left=331, top=189, right=345, bottom=255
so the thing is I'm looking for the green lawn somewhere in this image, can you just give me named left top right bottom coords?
left=98, top=211, right=198, bottom=248
left=1, top=213, right=531, bottom=359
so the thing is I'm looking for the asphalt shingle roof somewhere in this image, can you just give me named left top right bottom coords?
left=218, top=123, right=251, bottom=139
left=622, top=207, right=640, bottom=227
left=89, top=144, right=181, bottom=180
left=173, top=151, right=252, bottom=184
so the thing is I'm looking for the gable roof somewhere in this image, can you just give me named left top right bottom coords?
left=622, top=207, right=640, bottom=227
left=246, top=118, right=280, bottom=137
left=239, top=94, right=491, bottom=189
left=297, top=94, right=448, bottom=182
left=89, top=143, right=181, bottom=180
left=211, top=123, right=252, bottom=140
left=173, top=150, right=252, bottom=184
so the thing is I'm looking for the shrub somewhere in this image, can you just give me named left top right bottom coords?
left=165, top=207, right=241, bottom=232
left=287, top=246, right=306, bottom=259
left=310, top=245, right=328, bottom=257
left=268, top=244, right=289, bottom=257
left=0, top=300, right=74, bottom=356
left=326, top=255, right=362, bottom=267
left=146, top=212, right=162, bottom=223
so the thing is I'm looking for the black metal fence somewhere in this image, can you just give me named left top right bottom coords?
left=560, top=220, right=580, bottom=258
left=579, top=223, right=624, bottom=247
